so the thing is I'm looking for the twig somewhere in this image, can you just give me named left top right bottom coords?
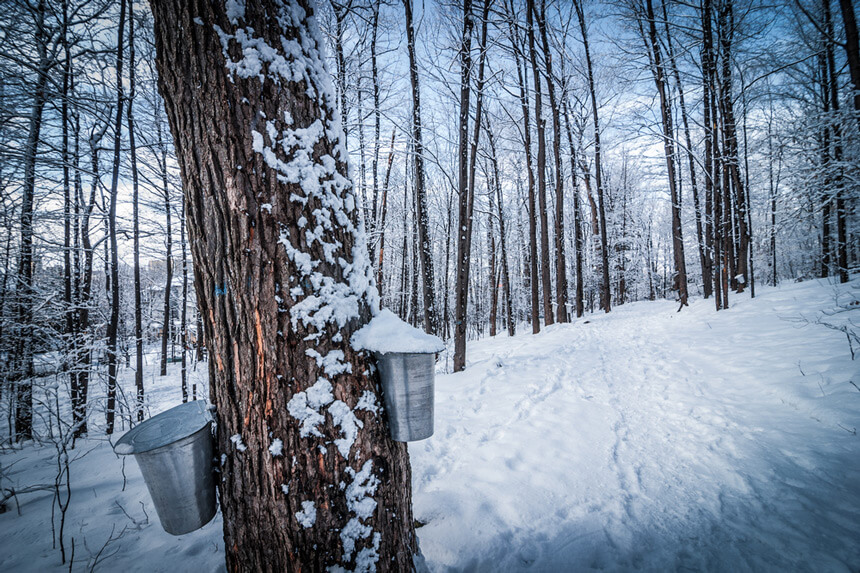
left=836, top=423, right=856, bottom=435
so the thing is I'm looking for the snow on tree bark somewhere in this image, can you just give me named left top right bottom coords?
left=149, top=0, right=417, bottom=570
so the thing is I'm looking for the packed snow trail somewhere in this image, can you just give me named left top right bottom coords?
left=411, top=278, right=860, bottom=572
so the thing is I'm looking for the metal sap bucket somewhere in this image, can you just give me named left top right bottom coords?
left=114, top=400, right=216, bottom=535
left=373, top=351, right=435, bottom=441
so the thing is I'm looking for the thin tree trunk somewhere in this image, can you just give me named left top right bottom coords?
left=662, top=1, right=711, bottom=299
left=331, top=0, right=349, bottom=148
left=371, top=3, right=381, bottom=227
left=838, top=0, right=860, bottom=130
left=62, top=1, right=75, bottom=427
left=488, top=168, right=498, bottom=337
left=158, top=111, right=174, bottom=376
left=74, top=119, right=108, bottom=439
left=575, top=0, right=611, bottom=312
left=767, top=101, right=779, bottom=286
left=718, top=0, right=748, bottom=292
left=486, top=116, right=515, bottom=336
left=150, top=0, right=418, bottom=568
left=180, top=199, right=189, bottom=402
left=642, top=0, right=688, bottom=307
left=376, top=129, right=396, bottom=297
left=703, top=0, right=727, bottom=310
left=563, top=103, right=584, bottom=318
left=506, top=1, right=541, bottom=333
left=105, top=0, right=126, bottom=436
left=825, top=0, right=849, bottom=283
left=537, top=0, right=568, bottom=322
left=819, top=37, right=832, bottom=279
left=454, top=0, right=487, bottom=371
left=403, top=0, right=439, bottom=335
left=127, top=1, right=145, bottom=421
left=528, top=0, right=554, bottom=325
left=740, top=73, right=755, bottom=297
left=14, top=0, right=50, bottom=442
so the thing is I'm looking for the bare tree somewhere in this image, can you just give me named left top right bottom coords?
left=403, top=0, right=439, bottom=335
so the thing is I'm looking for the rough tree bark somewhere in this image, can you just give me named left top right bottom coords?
left=563, top=102, right=585, bottom=318
left=14, top=0, right=51, bottom=442
left=105, top=0, right=126, bottom=435
left=485, top=115, right=515, bottom=336
left=158, top=114, right=174, bottom=377
left=536, top=0, right=568, bottom=323
left=824, top=0, right=849, bottom=283
left=506, top=0, right=541, bottom=333
left=150, top=0, right=417, bottom=569
left=375, top=128, right=396, bottom=297
left=661, top=0, right=711, bottom=299
left=838, top=0, right=860, bottom=130
left=642, top=0, right=688, bottom=307
left=403, top=0, right=439, bottom=335
left=527, top=0, right=555, bottom=325
left=717, top=0, right=748, bottom=293
left=454, top=0, right=489, bottom=371
left=127, top=1, right=145, bottom=421
left=575, top=0, right=611, bottom=312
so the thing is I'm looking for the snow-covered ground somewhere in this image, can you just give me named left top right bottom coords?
left=1, top=277, right=858, bottom=571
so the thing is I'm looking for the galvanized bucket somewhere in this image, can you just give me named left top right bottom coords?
left=114, top=400, right=216, bottom=535
left=373, top=351, right=435, bottom=441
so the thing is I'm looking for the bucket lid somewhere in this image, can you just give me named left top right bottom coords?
left=114, top=400, right=212, bottom=455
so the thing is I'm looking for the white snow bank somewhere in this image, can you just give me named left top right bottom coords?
left=351, top=309, right=445, bottom=354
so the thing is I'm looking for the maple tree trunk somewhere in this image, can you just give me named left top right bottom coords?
left=838, top=0, right=860, bottom=131
left=14, top=0, right=50, bottom=442
left=662, top=2, right=710, bottom=299
left=150, top=0, right=417, bottom=569
left=506, top=2, right=541, bottom=332
left=159, top=120, right=173, bottom=377
left=643, top=0, right=688, bottom=307
left=527, top=0, right=554, bottom=326
left=454, top=0, right=489, bottom=370
left=403, top=0, right=439, bottom=335
left=536, top=0, right=568, bottom=323
left=717, top=0, right=748, bottom=292
left=486, top=115, right=515, bottom=335
left=563, top=102, right=585, bottom=318
left=127, top=2, right=145, bottom=421
left=824, top=0, right=849, bottom=284
left=575, top=0, right=611, bottom=312
left=376, top=129, right=396, bottom=297
left=105, top=0, right=126, bottom=435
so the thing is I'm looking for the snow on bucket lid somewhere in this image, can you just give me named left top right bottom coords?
left=351, top=308, right=445, bottom=355
left=114, top=400, right=212, bottom=455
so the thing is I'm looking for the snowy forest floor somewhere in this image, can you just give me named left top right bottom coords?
left=1, top=277, right=859, bottom=572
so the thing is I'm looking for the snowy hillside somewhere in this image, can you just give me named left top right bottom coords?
left=2, top=277, right=859, bottom=572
